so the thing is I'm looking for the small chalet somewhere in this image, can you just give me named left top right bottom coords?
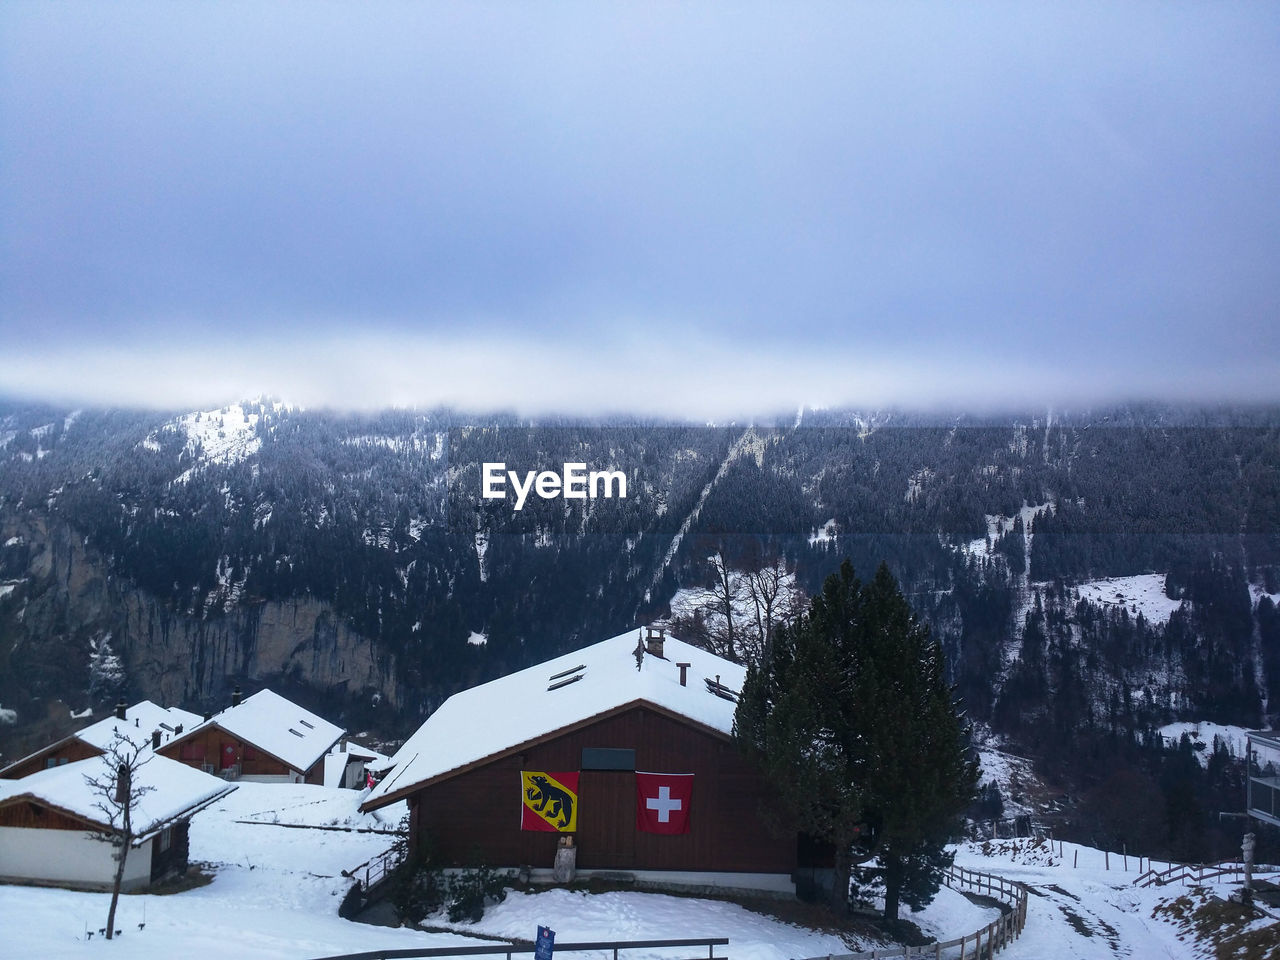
left=1, top=700, right=202, bottom=780
left=325, top=742, right=390, bottom=790
left=362, top=627, right=799, bottom=895
left=0, top=753, right=234, bottom=891
left=158, top=688, right=343, bottom=783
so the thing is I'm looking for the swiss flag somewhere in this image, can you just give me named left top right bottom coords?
left=636, top=772, right=692, bottom=834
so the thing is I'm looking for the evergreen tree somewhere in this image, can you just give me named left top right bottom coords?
left=734, top=560, right=977, bottom=920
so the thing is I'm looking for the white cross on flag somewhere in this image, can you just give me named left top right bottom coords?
left=635, top=771, right=693, bottom=834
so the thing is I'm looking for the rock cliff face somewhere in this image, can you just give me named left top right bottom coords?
left=0, top=511, right=397, bottom=746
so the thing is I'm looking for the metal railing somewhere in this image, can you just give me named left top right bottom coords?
left=310, top=936, right=729, bottom=960
left=341, top=844, right=406, bottom=893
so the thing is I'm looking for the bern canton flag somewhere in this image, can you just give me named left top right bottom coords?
left=635, top=771, right=693, bottom=834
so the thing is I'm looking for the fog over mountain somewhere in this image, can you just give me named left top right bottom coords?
left=3, top=3, right=1278, bottom=412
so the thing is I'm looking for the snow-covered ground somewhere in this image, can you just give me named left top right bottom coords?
left=2, top=785, right=1268, bottom=960
left=976, top=744, right=1044, bottom=818
left=956, top=837, right=1280, bottom=960
left=0, top=783, right=467, bottom=960
left=1159, top=721, right=1251, bottom=766
left=147, top=402, right=282, bottom=483
left=426, top=888, right=856, bottom=960
left=961, top=503, right=1052, bottom=564
left=808, top=518, right=837, bottom=546
left=1253, top=582, right=1280, bottom=609
left=1071, top=574, right=1183, bottom=625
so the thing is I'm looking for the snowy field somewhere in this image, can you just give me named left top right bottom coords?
left=975, top=743, right=1044, bottom=818
left=955, top=837, right=1280, bottom=960
left=1071, top=574, right=1183, bottom=625
left=1159, top=721, right=1252, bottom=766
left=2, top=785, right=1269, bottom=960
left=0, top=783, right=472, bottom=960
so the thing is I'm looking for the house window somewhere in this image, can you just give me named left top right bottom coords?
left=157, top=827, right=172, bottom=853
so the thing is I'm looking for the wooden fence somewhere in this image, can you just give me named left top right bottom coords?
left=799, top=865, right=1028, bottom=960
left=1134, top=859, right=1280, bottom=889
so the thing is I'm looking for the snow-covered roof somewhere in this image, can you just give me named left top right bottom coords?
left=76, top=701, right=203, bottom=753
left=363, top=629, right=744, bottom=810
left=0, top=754, right=236, bottom=842
left=175, top=690, right=343, bottom=773
left=0, top=700, right=203, bottom=776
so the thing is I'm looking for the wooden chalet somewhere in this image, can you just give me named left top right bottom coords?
left=1, top=700, right=201, bottom=780
left=158, top=688, right=343, bottom=783
left=0, top=754, right=234, bottom=891
left=362, top=628, right=800, bottom=895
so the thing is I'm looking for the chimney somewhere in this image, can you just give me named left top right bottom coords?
left=151, top=730, right=161, bottom=750
left=203, top=710, right=212, bottom=722
left=115, top=763, right=130, bottom=805
left=644, top=626, right=665, bottom=658
left=114, top=699, right=127, bottom=721
left=677, top=662, right=691, bottom=686
left=174, top=724, right=183, bottom=735
left=231, top=685, right=242, bottom=708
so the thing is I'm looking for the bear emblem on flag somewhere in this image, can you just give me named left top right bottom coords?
left=636, top=771, right=692, bottom=834
left=521, top=771, right=579, bottom=832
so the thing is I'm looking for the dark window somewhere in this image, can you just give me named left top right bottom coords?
left=581, top=747, right=636, bottom=771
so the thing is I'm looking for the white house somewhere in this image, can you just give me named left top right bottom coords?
left=0, top=753, right=235, bottom=891
left=324, top=741, right=390, bottom=790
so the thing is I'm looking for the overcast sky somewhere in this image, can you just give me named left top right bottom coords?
left=1, top=2, right=1277, bottom=416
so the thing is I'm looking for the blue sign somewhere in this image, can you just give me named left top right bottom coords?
left=534, top=925, right=555, bottom=960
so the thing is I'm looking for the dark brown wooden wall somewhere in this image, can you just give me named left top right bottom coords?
left=412, top=707, right=795, bottom=874
left=158, top=728, right=294, bottom=778
left=2, top=740, right=102, bottom=780
left=0, top=798, right=96, bottom=831
left=149, top=821, right=190, bottom=881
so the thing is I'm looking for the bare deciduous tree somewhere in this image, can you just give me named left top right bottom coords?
left=666, top=547, right=807, bottom=667
left=83, top=732, right=155, bottom=940
left=741, top=556, right=808, bottom=665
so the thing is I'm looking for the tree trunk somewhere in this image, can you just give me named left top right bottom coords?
left=830, top=841, right=852, bottom=914
left=105, top=837, right=129, bottom=939
left=883, top=854, right=901, bottom=922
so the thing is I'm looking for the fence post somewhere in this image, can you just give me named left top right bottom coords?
left=1105, top=851, right=1109, bottom=870
left=1073, top=850, right=1078, bottom=868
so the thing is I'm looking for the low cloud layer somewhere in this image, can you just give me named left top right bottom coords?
left=2, top=332, right=1272, bottom=418
left=3, top=3, right=1278, bottom=412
